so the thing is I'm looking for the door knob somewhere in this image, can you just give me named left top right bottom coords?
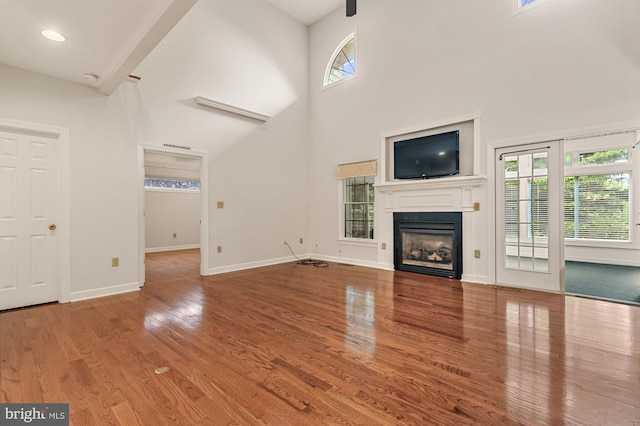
left=48, top=224, right=57, bottom=230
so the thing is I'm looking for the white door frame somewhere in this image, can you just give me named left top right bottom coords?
left=0, top=117, right=71, bottom=303
left=494, top=140, right=565, bottom=292
left=138, top=144, right=209, bottom=285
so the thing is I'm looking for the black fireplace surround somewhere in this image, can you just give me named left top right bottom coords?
left=393, top=212, right=462, bottom=279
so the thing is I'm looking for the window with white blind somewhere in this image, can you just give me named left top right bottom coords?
left=564, top=147, right=631, bottom=242
left=564, top=174, right=630, bottom=241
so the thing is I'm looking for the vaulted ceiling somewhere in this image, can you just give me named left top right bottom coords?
left=0, top=0, right=342, bottom=94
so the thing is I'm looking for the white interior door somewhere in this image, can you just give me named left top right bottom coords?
left=0, top=130, right=59, bottom=310
left=495, top=141, right=564, bottom=292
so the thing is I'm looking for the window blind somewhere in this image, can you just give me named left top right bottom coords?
left=564, top=174, right=630, bottom=241
left=337, top=160, right=377, bottom=179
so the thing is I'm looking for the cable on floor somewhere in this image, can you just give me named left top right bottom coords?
left=284, top=241, right=329, bottom=268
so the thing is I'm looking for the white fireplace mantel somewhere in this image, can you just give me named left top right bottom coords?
left=376, top=175, right=486, bottom=214
left=376, top=175, right=488, bottom=283
left=375, top=115, right=488, bottom=283
left=376, top=175, right=486, bottom=194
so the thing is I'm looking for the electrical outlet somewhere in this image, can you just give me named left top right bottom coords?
left=299, top=237, right=303, bottom=244
left=217, top=246, right=222, bottom=253
left=474, top=250, right=481, bottom=258
left=283, top=240, right=287, bottom=245
left=381, top=242, right=386, bottom=250
left=474, top=202, right=480, bottom=211
left=173, top=233, right=177, bottom=238
left=112, top=257, right=119, bottom=267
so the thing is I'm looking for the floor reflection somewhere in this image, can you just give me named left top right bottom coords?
left=144, top=285, right=204, bottom=331
left=344, top=285, right=376, bottom=359
left=503, top=301, right=558, bottom=421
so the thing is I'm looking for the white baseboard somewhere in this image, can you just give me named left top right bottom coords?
left=145, top=244, right=200, bottom=253
left=461, top=274, right=488, bottom=284
left=311, top=254, right=393, bottom=270
left=565, top=256, right=640, bottom=267
left=70, top=282, right=140, bottom=302
left=206, top=253, right=394, bottom=276
left=206, top=255, right=300, bottom=275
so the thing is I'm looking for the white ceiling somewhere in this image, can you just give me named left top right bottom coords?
left=0, top=0, right=342, bottom=94
left=267, top=0, right=343, bottom=25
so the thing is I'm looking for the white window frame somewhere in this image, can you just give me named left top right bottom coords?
left=564, top=138, right=634, bottom=248
left=338, top=176, right=377, bottom=246
left=339, top=175, right=376, bottom=242
left=323, top=32, right=357, bottom=88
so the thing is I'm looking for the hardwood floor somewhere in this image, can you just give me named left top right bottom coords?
left=144, top=248, right=202, bottom=284
left=1, top=249, right=639, bottom=425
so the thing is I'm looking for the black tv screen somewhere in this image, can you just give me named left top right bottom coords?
left=393, top=130, right=460, bottom=179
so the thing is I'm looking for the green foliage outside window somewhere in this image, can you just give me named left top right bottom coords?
left=579, top=148, right=628, bottom=166
left=564, top=174, right=629, bottom=240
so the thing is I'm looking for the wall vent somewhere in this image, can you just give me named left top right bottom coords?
left=163, top=143, right=191, bottom=150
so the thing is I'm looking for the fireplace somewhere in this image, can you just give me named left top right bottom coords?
left=393, top=212, right=462, bottom=279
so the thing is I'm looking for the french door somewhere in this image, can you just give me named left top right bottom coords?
left=495, top=141, right=564, bottom=292
left=0, top=129, right=60, bottom=310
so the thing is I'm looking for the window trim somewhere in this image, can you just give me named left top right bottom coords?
left=563, top=145, right=633, bottom=247
left=338, top=175, right=377, bottom=244
left=144, top=187, right=201, bottom=194
left=563, top=173, right=631, bottom=243
left=323, top=32, right=357, bottom=89
left=342, top=175, right=375, bottom=240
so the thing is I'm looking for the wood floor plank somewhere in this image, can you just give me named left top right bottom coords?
left=1, top=249, right=639, bottom=424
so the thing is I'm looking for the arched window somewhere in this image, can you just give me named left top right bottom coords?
left=324, top=33, right=356, bottom=87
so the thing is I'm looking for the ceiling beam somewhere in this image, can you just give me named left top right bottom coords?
left=98, top=0, right=198, bottom=95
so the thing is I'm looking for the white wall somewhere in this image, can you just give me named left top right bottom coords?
left=3, top=0, right=638, bottom=302
left=0, top=64, right=140, bottom=299
left=307, top=0, right=640, bottom=283
left=0, top=0, right=311, bottom=300
left=145, top=190, right=200, bottom=251
left=132, top=0, right=311, bottom=273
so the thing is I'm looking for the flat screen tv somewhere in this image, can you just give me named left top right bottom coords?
left=393, top=130, right=459, bottom=179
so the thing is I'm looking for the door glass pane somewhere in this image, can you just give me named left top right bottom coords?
left=503, top=152, right=549, bottom=272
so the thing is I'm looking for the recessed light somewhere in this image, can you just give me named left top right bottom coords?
left=41, top=30, right=65, bottom=42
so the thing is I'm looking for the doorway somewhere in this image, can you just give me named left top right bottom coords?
left=138, top=145, right=209, bottom=286
left=562, top=129, right=639, bottom=304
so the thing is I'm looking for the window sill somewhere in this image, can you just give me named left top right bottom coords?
left=565, top=238, right=636, bottom=249
left=144, top=188, right=200, bottom=193
left=338, top=238, right=377, bottom=248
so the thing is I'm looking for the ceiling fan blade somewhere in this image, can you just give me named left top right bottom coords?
left=346, top=0, right=356, bottom=17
